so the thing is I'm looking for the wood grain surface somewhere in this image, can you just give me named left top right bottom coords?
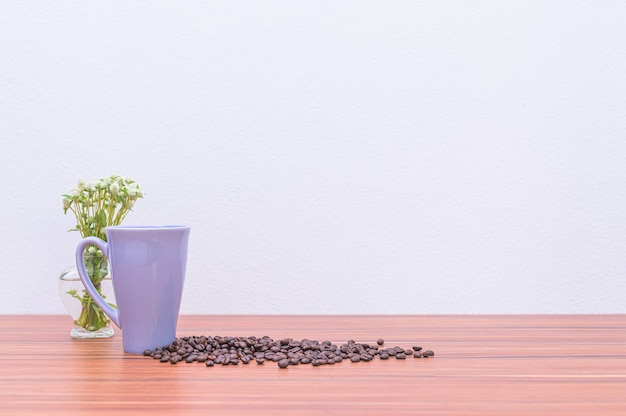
left=0, top=315, right=624, bottom=415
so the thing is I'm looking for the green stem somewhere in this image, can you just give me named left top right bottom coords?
left=74, top=253, right=110, bottom=331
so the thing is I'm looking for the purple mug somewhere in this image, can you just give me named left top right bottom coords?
left=75, top=225, right=190, bottom=354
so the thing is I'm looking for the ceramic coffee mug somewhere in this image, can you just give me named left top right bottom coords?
left=75, top=225, right=190, bottom=354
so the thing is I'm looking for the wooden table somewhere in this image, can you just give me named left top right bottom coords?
left=1, top=315, right=625, bottom=415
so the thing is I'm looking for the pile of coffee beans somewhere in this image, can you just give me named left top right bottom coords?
left=143, top=335, right=434, bottom=368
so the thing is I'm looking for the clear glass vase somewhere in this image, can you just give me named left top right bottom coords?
left=58, top=266, right=116, bottom=338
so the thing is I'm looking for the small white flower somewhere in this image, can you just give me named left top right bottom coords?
left=126, top=183, right=140, bottom=197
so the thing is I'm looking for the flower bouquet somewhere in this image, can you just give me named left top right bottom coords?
left=62, top=175, right=143, bottom=336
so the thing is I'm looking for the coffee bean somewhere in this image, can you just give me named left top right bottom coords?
left=148, top=334, right=434, bottom=369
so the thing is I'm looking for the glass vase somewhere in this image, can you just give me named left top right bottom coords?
left=58, top=265, right=116, bottom=338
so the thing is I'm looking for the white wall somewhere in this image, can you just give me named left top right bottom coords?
left=1, top=1, right=625, bottom=314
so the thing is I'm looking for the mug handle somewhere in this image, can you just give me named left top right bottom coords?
left=75, top=236, right=121, bottom=328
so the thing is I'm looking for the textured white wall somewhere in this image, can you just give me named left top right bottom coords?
left=1, top=1, right=625, bottom=314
